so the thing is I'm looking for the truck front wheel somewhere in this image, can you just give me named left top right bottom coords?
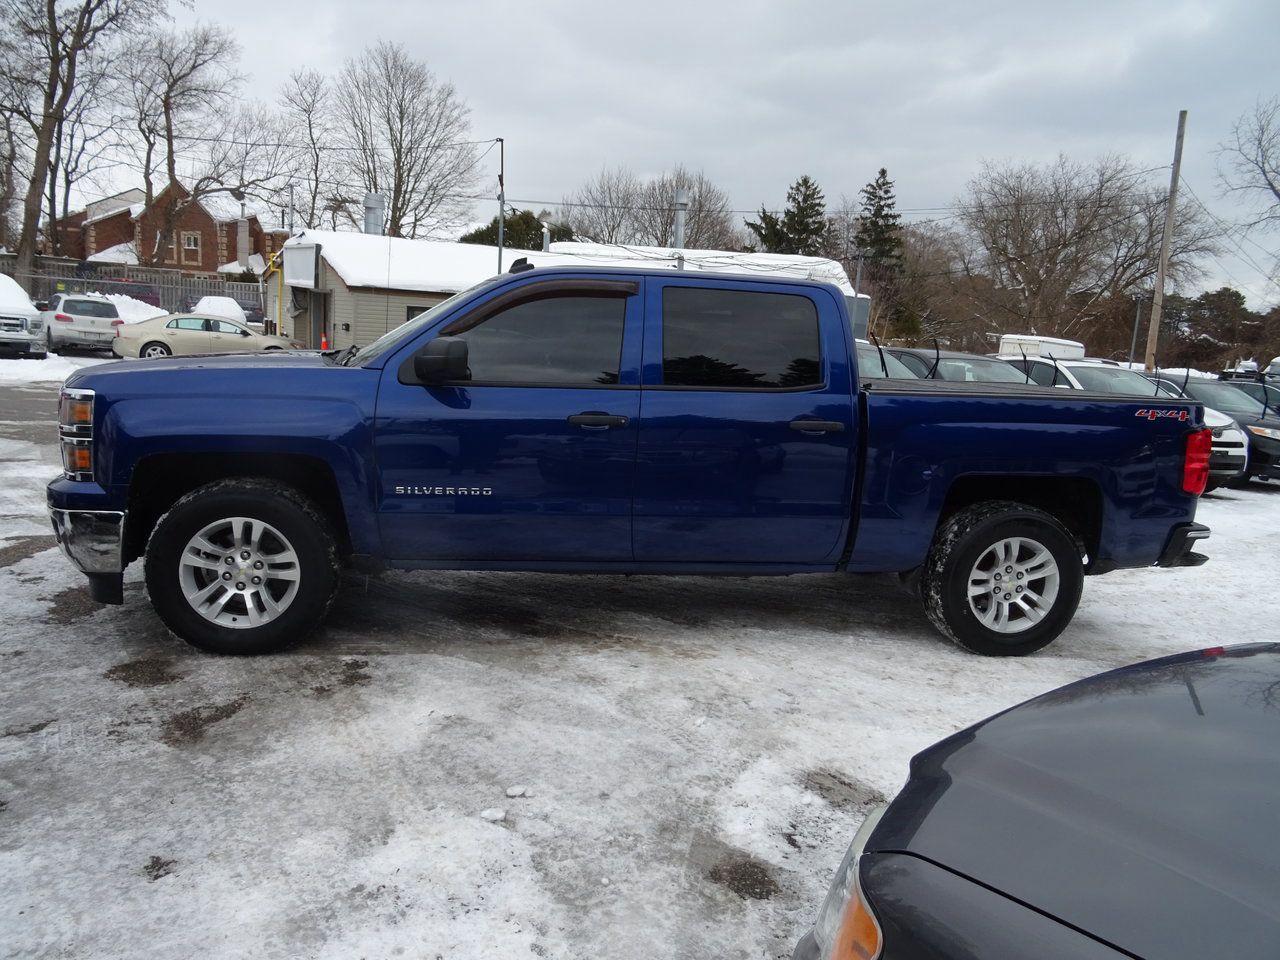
left=921, top=501, right=1083, bottom=656
left=144, top=479, right=339, bottom=654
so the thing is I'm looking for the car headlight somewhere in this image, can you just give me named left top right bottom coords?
left=812, top=803, right=887, bottom=960
left=30, top=318, right=44, bottom=332
left=1247, top=424, right=1280, bottom=441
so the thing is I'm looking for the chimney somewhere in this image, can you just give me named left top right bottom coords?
left=236, top=199, right=250, bottom=269
left=363, top=193, right=386, bottom=235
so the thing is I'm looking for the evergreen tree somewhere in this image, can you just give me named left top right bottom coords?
left=854, top=168, right=903, bottom=271
left=459, top=209, right=572, bottom=249
left=746, top=175, right=830, bottom=255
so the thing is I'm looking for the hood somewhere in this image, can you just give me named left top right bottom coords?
left=1203, top=406, right=1236, bottom=429
left=62, top=351, right=376, bottom=404
left=869, top=645, right=1280, bottom=959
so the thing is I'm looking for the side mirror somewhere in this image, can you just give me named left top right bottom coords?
left=414, top=336, right=469, bottom=385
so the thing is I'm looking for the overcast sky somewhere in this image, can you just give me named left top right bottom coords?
left=178, top=0, right=1279, bottom=305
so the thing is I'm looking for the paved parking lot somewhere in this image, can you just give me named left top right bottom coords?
left=2, top=379, right=1279, bottom=959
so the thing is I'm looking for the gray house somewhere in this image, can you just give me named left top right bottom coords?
left=267, top=230, right=534, bottom=349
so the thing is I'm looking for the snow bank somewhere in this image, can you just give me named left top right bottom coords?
left=0, top=353, right=109, bottom=384
left=102, top=293, right=167, bottom=324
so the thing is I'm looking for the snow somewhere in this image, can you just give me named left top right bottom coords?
left=0, top=352, right=108, bottom=383
left=285, top=230, right=862, bottom=298
left=216, top=253, right=266, bottom=276
left=86, top=241, right=139, bottom=265
left=83, top=203, right=144, bottom=227
left=103, top=294, right=167, bottom=324
left=550, top=241, right=859, bottom=296
left=193, top=296, right=247, bottom=323
left=0, top=273, right=38, bottom=315
left=2, top=390, right=1279, bottom=958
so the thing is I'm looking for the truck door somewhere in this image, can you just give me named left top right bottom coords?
left=633, top=279, right=856, bottom=564
left=373, top=278, right=643, bottom=562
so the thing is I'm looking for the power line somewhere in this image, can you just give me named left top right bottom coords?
left=1177, top=174, right=1280, bottom=298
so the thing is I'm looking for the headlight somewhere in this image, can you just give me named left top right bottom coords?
left=812, top=803, right=887, bottom=960
left=1247, top=424, right=1280, bottom=441
left=30, top=318, right=44, bottom=332
left=58, top=387, right=95, bottom=481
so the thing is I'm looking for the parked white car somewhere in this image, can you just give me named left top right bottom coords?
left=41, top=292, right=121, bottom=351
left=0, top=274, right=47, bottom=359
left=112, top=312, right=302, bottom=359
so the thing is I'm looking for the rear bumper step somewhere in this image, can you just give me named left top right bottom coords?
left=1156, top=522, right=1211, bottom=568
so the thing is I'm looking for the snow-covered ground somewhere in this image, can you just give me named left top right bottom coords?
left=2, top=392, right=1279, bottom=959
left=0, top=351, right=111, bottom=385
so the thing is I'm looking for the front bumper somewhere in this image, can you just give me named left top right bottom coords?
left=1156, top=521, right=1210, bottom=568
left=0, top=336, right=40, bottom=353
left=50, top=508, right=125, bottom=602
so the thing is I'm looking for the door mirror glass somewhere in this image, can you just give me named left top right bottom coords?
left=414, top=336, right=469, bottom=385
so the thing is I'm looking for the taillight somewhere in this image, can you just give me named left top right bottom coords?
left=1183, top=428, right=1212, bottom=496
left=54, top=312, right=74, bottom=323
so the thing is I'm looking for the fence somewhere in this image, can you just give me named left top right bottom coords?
left=0, top=254, right=265, bottom=322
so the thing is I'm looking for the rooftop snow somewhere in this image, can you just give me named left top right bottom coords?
left=0, top=273, right=37, bottom=314
left=83, top=203, right=144, bottom=227
left=86, top=241, right=139, bottom=265
left=217, top=253, right=267, bottom=276
left=285, top=230, right=862, bottom=297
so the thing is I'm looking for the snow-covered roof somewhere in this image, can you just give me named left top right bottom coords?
left=217, top=253, right=266, bottom=276
left=83, top=203, right=143, bottom=227
left=286, top=230, right=548, bottom=294
left=86, top=241, right=139, bottom=265
left=548, top=241, right=859, bottom=297
left=0, top=274, right=38, bottom=316
left=83, top=189, right=145, bottom=222
left=198, top=193, right=281, bottom=224
left=284, top=230, right=863, bottom=298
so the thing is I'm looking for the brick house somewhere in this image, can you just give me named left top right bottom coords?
left=51, top=183, right=290, bottom=276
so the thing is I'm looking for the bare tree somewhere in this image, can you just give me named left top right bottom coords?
left=0, top=109, right=22, bottom=249
left=333, top=42, right=479, bottom=238
left=1219, top=96, right=1280, bottom=231
left=118, top=25, right=292, bottom=265
left=633, top=165, right=740, bottom=248
left=279, top=68, right=335, bottom=230
left=956, top=155, right=1216, bottom=337
left=44, top=47, right=115, bottom=255
left=560, top=166, right=642, bottom=243
left=561, top=164, right=740, bottom=248
left=0, top=0, right=162, bottom=284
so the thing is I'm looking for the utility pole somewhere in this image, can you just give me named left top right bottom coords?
left=1144, top=110, right=1187, bottom=372
left=496, top=138, right=505, bottom=273
left=1128, top=294, right=1145, bottom=366
left=673, top=187, right=689, bottom=250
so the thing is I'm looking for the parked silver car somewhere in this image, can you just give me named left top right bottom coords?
left=112, top=313, right=302, bottom=358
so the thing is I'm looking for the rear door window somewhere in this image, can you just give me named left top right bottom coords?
left=167, top=317, right=208, bottom=331
left=661, top=287, right=821, bottom=389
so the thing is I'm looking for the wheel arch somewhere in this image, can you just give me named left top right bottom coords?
left=937, top=474, right=1103, bottom=566
left=124, top=452, right=351, bottom=565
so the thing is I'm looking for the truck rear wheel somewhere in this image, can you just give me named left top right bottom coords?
left=144, top=479, right=339, bottom=654
left=921, top=501, right=1083, bottom=656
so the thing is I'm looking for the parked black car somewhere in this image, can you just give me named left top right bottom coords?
left=887, top=347, right=1029, bottom=383
left=793, top=644, right=1280, bottom=960
left=1220, top=377, right=1280, bottom=418
left=1178, top=377, right=1280, bottom=483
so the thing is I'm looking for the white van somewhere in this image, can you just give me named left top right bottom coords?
left=996, top=334, right=1085, bottom=360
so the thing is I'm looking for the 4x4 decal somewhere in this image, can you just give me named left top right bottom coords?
left=1135, top=408, right=1190, bottom=422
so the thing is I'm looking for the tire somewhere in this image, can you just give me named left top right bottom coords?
left=144, top=479, right=340, bottom=654
left=140, top=341, right=171, bottom=359
left=921, top=500, right=1084, bottom=656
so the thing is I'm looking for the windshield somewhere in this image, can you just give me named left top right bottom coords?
left=856, top=345, right=918, bottom=379
left=934, top=357, right=1026, bottom=383
left=1065, top=365, right=1161, bottom=396
left=1184, top=379, right=1271, bottom=416
left=347, top=277, right=503, bottom=366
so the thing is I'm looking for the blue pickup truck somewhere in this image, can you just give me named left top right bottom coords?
left=48, top=266, right=1212, bottom=657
